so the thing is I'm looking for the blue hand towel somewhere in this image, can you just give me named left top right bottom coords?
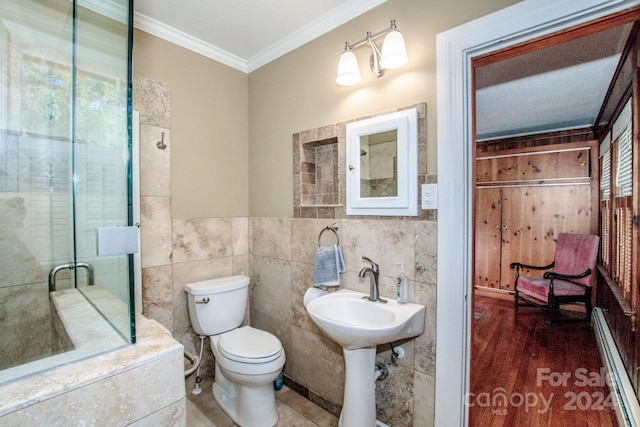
left=313, top=244, right=346, bottom=288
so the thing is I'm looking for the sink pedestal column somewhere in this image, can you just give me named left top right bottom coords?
left=340, top=347, right=377, bottom=427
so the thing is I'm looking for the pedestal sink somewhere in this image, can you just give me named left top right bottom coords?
left=306, top=289, right=426, bottom=427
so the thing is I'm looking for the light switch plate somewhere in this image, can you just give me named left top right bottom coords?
left=421, top=184, right=438, bottom=209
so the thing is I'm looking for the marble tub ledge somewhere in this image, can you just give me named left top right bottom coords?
left=0, top=313, right=184, bottom=418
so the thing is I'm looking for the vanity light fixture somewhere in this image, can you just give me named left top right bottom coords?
left=336, top=19, right=407, bottom=86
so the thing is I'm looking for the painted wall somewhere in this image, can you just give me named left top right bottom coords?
left=133, top=30, right=249, bottom=219
left=248, top=0, right=520, bottom=218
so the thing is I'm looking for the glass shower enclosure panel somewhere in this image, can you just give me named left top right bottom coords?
left=0, top=0, right=75, bottom=373
left=0, top=0, right=134, bottom=382
left=74, top=1, right=134, bottom=339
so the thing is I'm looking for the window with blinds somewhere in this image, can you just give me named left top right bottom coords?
left=614, top=124, right=633, bottom=300
left=601, top=104, right=635, bottom=304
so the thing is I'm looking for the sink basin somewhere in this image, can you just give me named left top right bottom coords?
left=306, top=288, right=426, bottom=426
left=306, top=289, right=426, bottom=350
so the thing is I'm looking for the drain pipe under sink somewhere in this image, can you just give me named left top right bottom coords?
left=374, top=361, right=388, bottom=381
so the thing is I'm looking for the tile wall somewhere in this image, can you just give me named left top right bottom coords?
left=250, top=217, right=436, bottom=426
left=300, top=141, right=340, bottom=206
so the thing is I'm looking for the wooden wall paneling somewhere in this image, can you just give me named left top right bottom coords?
left=499, top=184, right=594, bottom=290
left=512, top=149, right=589, bottom=181
left=476, top=128, right=595, bottom=153
left=478, top=140, right=596, bottom=158
left=597, top=267, right=639, bottom=396
left=474, top=187, right=502, bottom=289
left=499, top=186, right=537, bottom=290
left=475, top=155, right=500, bottom=183
left=479, top=155, right=518, bottom=183
left=593, top=41, right=640, bottom=400
left=475, top=142, right=598, bottom=293
left=476, top=148, right=591, bottom=184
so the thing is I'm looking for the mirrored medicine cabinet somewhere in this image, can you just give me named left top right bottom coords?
left=292, top=104, right=424, bottom=219
left=346, top=108, right=418, bottom=216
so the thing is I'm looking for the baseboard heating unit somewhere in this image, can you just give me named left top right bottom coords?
left=592, top=308, right=640, bottom=427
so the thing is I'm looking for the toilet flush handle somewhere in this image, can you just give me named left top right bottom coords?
left=195, top=297, right=210, bottom=304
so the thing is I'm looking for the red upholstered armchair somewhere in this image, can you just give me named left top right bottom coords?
left=510, top=233, right=600, bottom=325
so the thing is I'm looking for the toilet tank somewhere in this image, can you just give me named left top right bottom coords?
left=184, top=275, right=250, bottom=336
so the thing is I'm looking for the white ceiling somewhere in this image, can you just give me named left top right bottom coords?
left=133, top=0, right=387, bottom=73
left=132, top=2, right=633, bottom=140
left=475, top=23, right=633, bottom=140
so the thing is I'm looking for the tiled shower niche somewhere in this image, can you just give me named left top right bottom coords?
left=293, top=102, right=432, bottom=220
left=293, top=123, right=346, bottom=219
left=302, top=137, right=340, bottom=205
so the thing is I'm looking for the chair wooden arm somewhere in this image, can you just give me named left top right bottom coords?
left=544, top=268, right=592, bottom=294
left=543, top=268, right=592, bottom=282
left=510, top=261, right=554, bottom=270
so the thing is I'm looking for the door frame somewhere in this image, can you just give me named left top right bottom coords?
left=434, top=0, right=640, bottom=425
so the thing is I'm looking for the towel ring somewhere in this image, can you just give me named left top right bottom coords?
left=318, top=224, right=339, bottom=247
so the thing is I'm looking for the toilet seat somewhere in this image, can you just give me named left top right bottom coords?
left=218, top=326, right=282, bottom=364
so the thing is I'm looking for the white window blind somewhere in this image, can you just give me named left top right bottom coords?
left=616, top=124, right=633, bottom=197
left=601, top=149, right=611, bottom=201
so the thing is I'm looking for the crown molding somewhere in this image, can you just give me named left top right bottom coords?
left=133, top=12, right=249, bottom=73
left=246, top=0, right=387, bottom=72
left=134, top=0, right=387, bottom=74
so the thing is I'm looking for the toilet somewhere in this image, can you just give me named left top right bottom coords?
left=184, top=275, right=285, bottom=427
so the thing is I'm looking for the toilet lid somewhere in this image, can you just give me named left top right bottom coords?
left=219, top=327, right=282, bottom=363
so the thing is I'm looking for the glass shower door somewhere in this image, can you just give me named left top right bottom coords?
left=0, top=0, right=134, bottom=382
left=74, top=0, right=134, bottom=340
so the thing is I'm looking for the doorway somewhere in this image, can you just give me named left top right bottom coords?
left=434, top=1, right=640, bottom=425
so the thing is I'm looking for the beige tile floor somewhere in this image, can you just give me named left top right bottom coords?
left=186, top=380, right=339, bottom=427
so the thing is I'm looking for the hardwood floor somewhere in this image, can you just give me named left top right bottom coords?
left=470, top=295, right=618, bottom=426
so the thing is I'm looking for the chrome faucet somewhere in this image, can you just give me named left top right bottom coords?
left=359, top=256, right=386, bottom=303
